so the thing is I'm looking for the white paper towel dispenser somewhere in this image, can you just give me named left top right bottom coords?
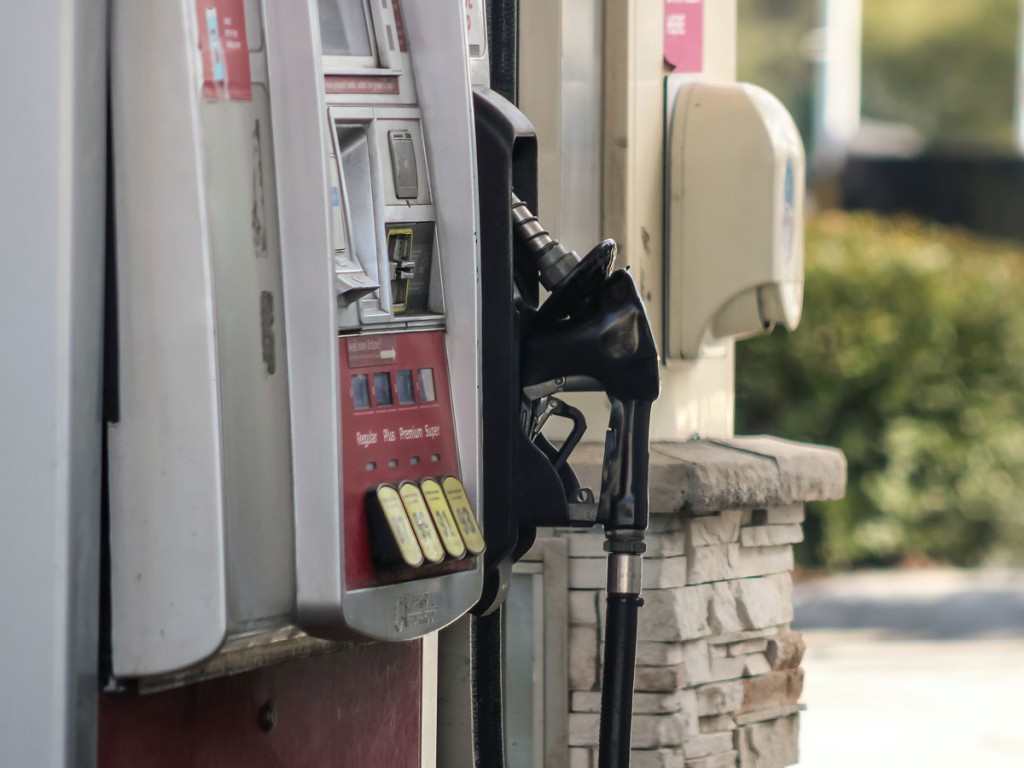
left=665, top=80, right=805, bottom=359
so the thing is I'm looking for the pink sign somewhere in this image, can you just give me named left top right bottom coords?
left=196, top=0, right=252, bottom=101
left=664, top=0, right=704, bottom=73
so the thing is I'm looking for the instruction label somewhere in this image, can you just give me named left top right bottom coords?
left=196, top=0, right=252, bottom=101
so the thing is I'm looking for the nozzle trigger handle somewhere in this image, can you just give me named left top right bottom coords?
left=599, top=398, right=653, bottom=534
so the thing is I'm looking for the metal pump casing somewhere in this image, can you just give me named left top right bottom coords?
left=107, top=0, right=482, bottom=681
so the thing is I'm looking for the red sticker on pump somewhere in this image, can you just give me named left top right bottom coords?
left=664, top=0, right=703, bottom=73
left=196, top=0, right=252, bottom=101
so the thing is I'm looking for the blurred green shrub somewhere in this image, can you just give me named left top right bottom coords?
left=736, top=212, right=1024, bottom=569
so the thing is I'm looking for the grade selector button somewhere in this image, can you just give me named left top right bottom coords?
left=366, top=484, right=424, bottom=569
left=398, top=482, right=446, bottom=564
left=440, top=476, right=486, bottom=556
left=419, top=478, right=466, bottom=559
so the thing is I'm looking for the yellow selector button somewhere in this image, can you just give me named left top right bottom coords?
left=398, top=482, right=446, bottom=564
left=368, top=484, right=424, bottom=569
left=419, top=478, right=467, bottom=559
left=440, top=476, right=486, bottom=556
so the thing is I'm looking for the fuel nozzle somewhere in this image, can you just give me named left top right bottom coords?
left=511, top=194, right=615, bottom=319
left=513, top=196, right=660, bottom=768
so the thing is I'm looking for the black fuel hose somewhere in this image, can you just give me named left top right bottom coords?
left=598, top=592, right=642, bottom=768
left=486, top=0, right=518, bottom=103
left=472, top=609, right=506, bottom=768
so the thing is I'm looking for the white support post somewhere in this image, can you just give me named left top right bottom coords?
left=1015, top=0, right=1024, bottom=153
left=813, top=0, right=863, bottom=170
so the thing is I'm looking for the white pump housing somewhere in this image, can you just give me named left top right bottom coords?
left=666, top=80, right=805, bottom=359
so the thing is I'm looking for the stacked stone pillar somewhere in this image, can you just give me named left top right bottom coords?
left=557, top=437, right=846, bottom=768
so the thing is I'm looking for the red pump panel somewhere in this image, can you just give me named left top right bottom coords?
left=99, top=641, right=422, bottom=767
left=339, top=330, right=473, bottom=589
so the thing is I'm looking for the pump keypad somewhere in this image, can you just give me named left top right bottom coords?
left=366, top=476, right=483, bottom=572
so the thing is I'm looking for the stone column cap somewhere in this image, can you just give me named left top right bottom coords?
left=572, top=436, right=847, bottom=515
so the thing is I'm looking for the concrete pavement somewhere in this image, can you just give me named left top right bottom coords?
left=793, top=569, right=1024, bottom=766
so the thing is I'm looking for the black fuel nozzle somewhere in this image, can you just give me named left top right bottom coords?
left=512, top=196, right=660, bottom=768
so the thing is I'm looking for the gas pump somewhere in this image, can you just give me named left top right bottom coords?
left=291, top=0, right=485, bottom=643
left=102, top=0, right=482, bottom=764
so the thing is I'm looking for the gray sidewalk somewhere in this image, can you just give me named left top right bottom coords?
left=794, top=569, right=1024, bottom=766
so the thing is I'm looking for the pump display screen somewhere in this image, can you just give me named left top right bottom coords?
left=318, top=0, right=375, bottom=58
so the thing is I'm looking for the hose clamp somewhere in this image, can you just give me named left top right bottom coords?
left=607, top=552, right=643, bottom=595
